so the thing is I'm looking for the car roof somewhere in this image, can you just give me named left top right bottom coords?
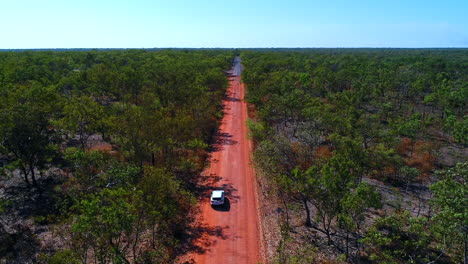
left=211, top=190, right=224, bottom=198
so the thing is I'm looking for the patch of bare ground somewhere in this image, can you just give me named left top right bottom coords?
left=0, top=168, right=67, bottom=263
left=435, top=143, right=468, bottom=167
left=255, top=167, right=282, bottom=262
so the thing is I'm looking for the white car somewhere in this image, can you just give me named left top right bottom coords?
left=210, top=190, right=225, bottom=206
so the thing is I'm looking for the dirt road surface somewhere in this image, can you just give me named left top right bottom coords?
left=183, top=57, right=263, bottom=263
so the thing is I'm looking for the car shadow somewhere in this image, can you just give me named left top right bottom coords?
left=211, top=197, right=231, bottom=212
left=195, top=174, right=240, bottom=205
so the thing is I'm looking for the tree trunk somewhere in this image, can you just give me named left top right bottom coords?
left=152, top=223, right=157, bottom=249
left=280, top=190, right=290, bottom=227
left=410, top=138, right=415, bottom=157
left=322, top=215, right=333, bottom=245
left=132, top=222, right=142, bottom=262
left=356, top=224, right=361, bottom=257
left=79, top=122, right=86, bottom=150
left=109, top=239, right=130, bottom=264
left=20, top=165, right=30, bottom=186
left=80, top=137, right=86, bottom=150
left=302, top=196, right=312, bottom=227
left=346, top=230, right=349, bottom=259
left=326, top=230, right=332, bottom=245
left=29, top=162, right=37, bottom=187
left=464, top=231, right=467, bottom=264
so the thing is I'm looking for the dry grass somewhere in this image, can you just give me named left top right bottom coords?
left=314, top=145, right=333, bottom=160
left=396, top=138, right=435, bottom=181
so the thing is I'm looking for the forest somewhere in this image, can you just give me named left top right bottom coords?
left=0, top=49, right=233, bottom=263
left=0, top=48, right=467, bottom=264
left=242, top=49, right=467, bottom=263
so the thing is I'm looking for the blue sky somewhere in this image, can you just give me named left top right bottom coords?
left=1, top=0, right=467, bottom=48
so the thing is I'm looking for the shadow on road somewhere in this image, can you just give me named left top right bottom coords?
left=176, top=222, right=230, bottom=257
left=208, top=132, right=238, bottom=152
left=219, top=184, right=240, bottom=204
left=195, top=177, right=240, bottom=205
left=225, top=96, right=241, bottom=102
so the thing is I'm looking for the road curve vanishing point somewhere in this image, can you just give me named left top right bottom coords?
left=184, top=57, right=263, bottom=264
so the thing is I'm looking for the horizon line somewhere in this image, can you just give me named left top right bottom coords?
left=1, top=47, right=468, bottom=50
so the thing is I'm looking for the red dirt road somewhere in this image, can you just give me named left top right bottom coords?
left=184, top=58, right=262, bottom=263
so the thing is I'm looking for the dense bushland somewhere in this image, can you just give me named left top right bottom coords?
left=0, top=49, right=233, bottom=263
left=242, top=49, right=467, bottom=263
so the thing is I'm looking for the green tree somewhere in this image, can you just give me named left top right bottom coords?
left=138, top=166, right=195, bottom=249
left=40, top=250, right=80, bottom=264
left=71, top=188, right=137, bottom=264
left=400, top=165, right=419, bottom=190
left=110, top=104, right=152, bottom=166
left=394, top=113, right=423, bottom=155
left=59, top=95, right=106, bottom=149
left=64, top=148, right=109, bottom=194
left=0, top=83, right=60, bottom=187
left=362, top=211, right=434, bottom=264
left=430, top=162, right=468, bottom=263
left=308, top=153, right=358, bottom=244
left=452, top=116, right=467, bottom=145
left=339, top=182, right=381, bottom=258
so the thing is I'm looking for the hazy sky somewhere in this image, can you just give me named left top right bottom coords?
left=1, top=0, right=467, bottom=48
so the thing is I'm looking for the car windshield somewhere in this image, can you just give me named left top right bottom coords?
left=212, top=197, right=222, bottom=200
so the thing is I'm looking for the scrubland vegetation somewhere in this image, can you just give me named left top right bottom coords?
left=0, top=49, right=233, bottom=263
left=242, top=49, right=467, bottom=263
left=1, top=48, right=466, bottom=264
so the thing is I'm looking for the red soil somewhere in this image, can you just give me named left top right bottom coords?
left=184, top=75, right=263, bottom=263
